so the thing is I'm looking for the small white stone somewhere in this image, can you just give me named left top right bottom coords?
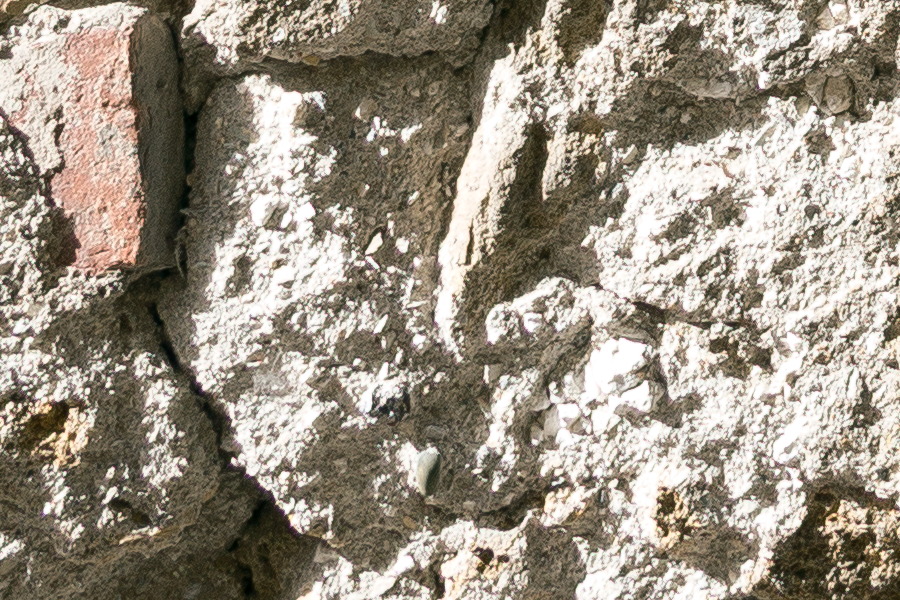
left=250, top=195, right=277, bottom=227
left=773, top=418, right=808, bottom=464
left=416, top=447, right=441, bottom=496
left=483, top=364, right=502, bottom=385
left=102, top=487, right=118, bottom=505
left=555, top=428, right=577, bottom=446
left=522, top=312, right=544, bottom=334
left=365, top=232, right=383, bottom=255
left=272, top=266, right=295, bottom=286
left=296, top=202, right=316, bottom=221
left=621, top=145, right=639, bottom=165
left=377, top=362, right=390, bottom=379
left=584, top=338, right=650, bottom=397
left=614, top=381, right=655, bottom=413
left=555, top=403, right=582, bottom=427
left=354, top=98, right=377, bottom=121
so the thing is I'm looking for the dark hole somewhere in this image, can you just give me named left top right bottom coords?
left=108, top=498, right=132, bottom=513
left=884, top=311, right=900, bottom=342
left=19, top=402, right=69, bottom=451
left=118, top=314, right=132, bottom=336
left=747, top=347, right=772, bottom=370
left=147, top=303, right=181, bottom=370
left=237, top=564, right=255, bottom=596
left=708, top=338, right=730, bottom=354
left=874, top=61, right=897, bottom=78
left=474, top=547, right=494, bottom=573
left=433, top=570, right=446, bottom=598
left=130, top=510, right=152, bottom=527
left=813, top=491, right=836, bottom=504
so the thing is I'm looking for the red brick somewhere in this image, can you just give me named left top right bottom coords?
left=0, top=5, right=183, bottom=273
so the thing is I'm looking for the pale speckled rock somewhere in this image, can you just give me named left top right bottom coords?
left=158, top=57, right=477, bottom=567
left=160, top=0, right=900, bottom=595
left=0, top=0, right=182, bottom=23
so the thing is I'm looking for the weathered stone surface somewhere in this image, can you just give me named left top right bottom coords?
left=0, top=113, right=316, bottom=599
left=162, top=0, right=900, bottom=597
left=0, top=22, right=309, bottom=597
left=0, top=0, right=182, bottom=24
left=159, top=57, right=473, bottom=571
left=0, top=4, right=183, bottom=273
left=179, top=0, right=493, bottom=109
left=7, top=0, right=900, bottom=598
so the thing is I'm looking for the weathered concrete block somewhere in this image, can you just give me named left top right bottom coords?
left=0, top=4, right=183, bottom=273
left=159, top=57, right=472, bottom=558
left=180, top=0, right=493, bottom=108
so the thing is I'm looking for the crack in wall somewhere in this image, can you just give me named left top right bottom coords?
left=144, top=287, right=320, bottom=599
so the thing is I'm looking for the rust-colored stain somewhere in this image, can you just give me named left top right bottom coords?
left=51, top=27, right=144, bottom=272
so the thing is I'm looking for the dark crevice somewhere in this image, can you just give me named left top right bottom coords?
left=146, top=299, right=237, bottom=466
left=625, top=296, right=761, bottom=335
left=482, top=0, right=547, bottom=55
left=466, top=0, right=537, bottom=66
left=180, top=111, right=198, bottom=211
left=145, top=290, right=319, bottom=598
left=431, top=563, right=446, bottom=598
left=174, top=24, right=200, bottom=272
left=225, top=492, right=320, bottom=599
left=139, top=42, right=299, bottom=594
left=237, top=563, right=256, bottom=597
left=231, top=502, right=265, bottom=597
left=631, top=300, right=668, bottom=326
left=147, top=302, right=181, bottom=369
left=476, top=482, right=554, bottom=531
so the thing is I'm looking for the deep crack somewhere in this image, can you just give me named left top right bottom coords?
left=145, top=292, right=319, bottom=598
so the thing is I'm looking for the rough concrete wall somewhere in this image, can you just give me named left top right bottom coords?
left=3, top=0, right=900, bottom=598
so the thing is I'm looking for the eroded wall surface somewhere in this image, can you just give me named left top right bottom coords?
left=3, top=0, right=900, bottom=598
